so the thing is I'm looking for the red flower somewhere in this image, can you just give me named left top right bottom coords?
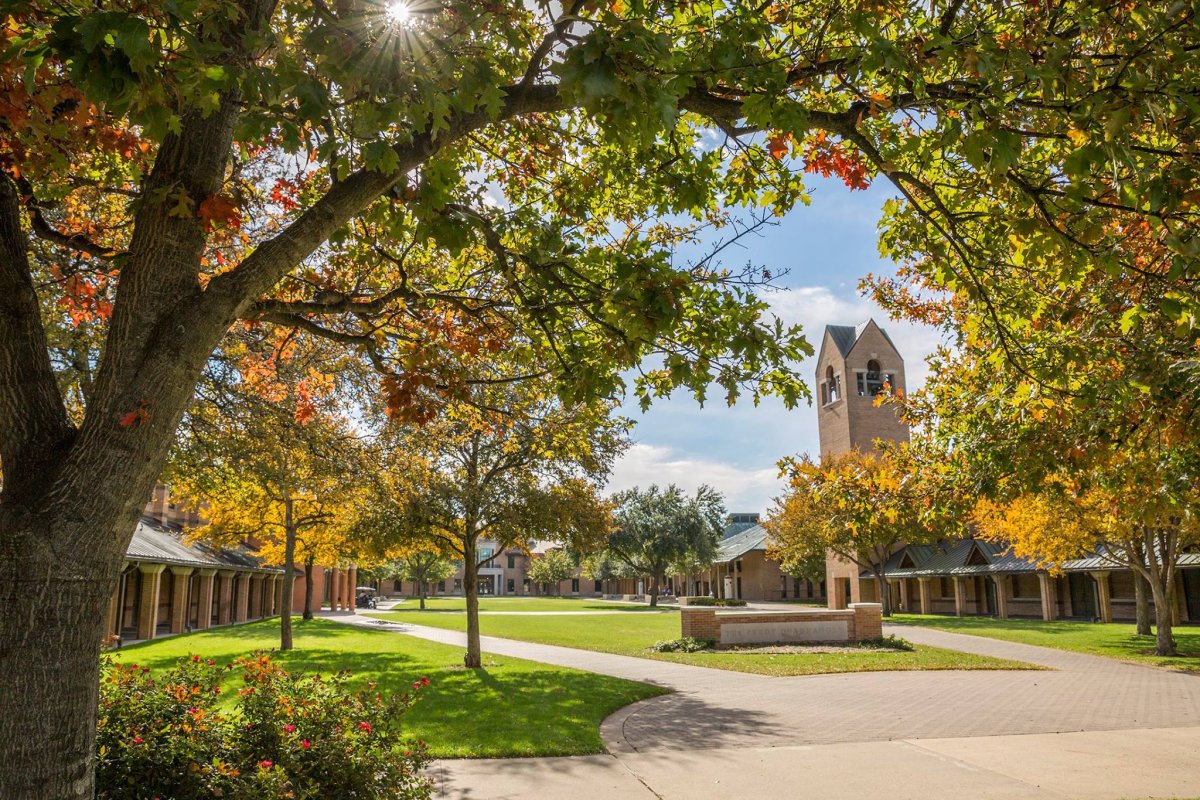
left=358, top=722, right=372, bottom=734
left=301, top=739, right=311, bottom=750
left=206, top=659, right=216, bottom=666
left=283, top=724, right=295, bottom=733
left=132, top=737, right=143, bottom=745
left=259, top=760, right=273, bottom=769
left=420, top=676, right=430, bottom=687
left=192, top=655, right=200, bottom=662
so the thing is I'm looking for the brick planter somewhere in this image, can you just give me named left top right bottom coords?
left=680, top=603, right=882, bottom=648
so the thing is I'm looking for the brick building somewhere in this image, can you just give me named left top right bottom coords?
left=102, top=485, right=359, bottom=644
left=815, top=321, right=1200, bottom=623
left=816, top=320, right=910, bottom=608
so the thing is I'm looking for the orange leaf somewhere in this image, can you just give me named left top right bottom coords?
left=767, top=133, right=791, bottom=160
left=196, top=195, right=242, bottom=232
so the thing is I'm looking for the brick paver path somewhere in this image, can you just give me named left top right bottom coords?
left=333, top=613, right=1200, bottom=749
left=325, top=613, right=1200, bottom=799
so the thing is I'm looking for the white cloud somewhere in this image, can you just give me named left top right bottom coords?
left=605, top=443, right=783, bottom=514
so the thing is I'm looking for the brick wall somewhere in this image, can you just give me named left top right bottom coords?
left=680, top=603, right=883, bottom=647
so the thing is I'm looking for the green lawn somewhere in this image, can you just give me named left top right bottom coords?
left=368, top=608, right=1036, bottom=677
left=386, top=596, right=668, bottom=613
left=114, top=618, right=664, bottom=758
left=889, top=614, right=1200, bottom=672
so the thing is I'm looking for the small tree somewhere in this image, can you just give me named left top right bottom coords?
left=772, top=445, right=948, bottom=617
left=528, top=549, right=576, bottom=596
left=377, top=381, right=622, bottom=667
left=393, top=552, right=458, bottom=610
left=604, top=485, right=724, bottom=607
left=580, top=551, right=633, bottom=595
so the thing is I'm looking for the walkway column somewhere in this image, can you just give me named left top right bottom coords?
left=897, top=579, right=909, bottom=612
left=136, top=563, right=167, bottom=640
left=953, top=576, right=968, bottom=617
left=105, top=584, right=121, bottom=639
left=918, top=577, right=932, bottom=615
left=234, top=573, right=251, bottom=622
left=347, top=565, right=358, bottom=609
left=195, top=569, right=217, bottom=629
left=1038, top=572, right=1058, bottom=621
left=330, top=568, right=341, bottom=611
left=992, top=575, right=1011, bottom=620
left=169, top=566, right=194, bottom=634
left=248, top=574, right=263, bottom=618
left=1091, top=571, right=1113, bottom=623
left=216, top=570, right=235, bottom=625
left=263, top=575, right=276, bottom=616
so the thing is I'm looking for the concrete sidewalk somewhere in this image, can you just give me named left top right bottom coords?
left=433, top=727, right=1200, bottom=799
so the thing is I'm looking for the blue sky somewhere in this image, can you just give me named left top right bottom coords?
left=606, top=175, right=944, bottom=514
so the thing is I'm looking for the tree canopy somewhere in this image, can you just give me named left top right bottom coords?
left=603, top=483, right=724, bottom=606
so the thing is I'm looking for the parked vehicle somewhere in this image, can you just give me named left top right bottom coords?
left=356, top=586, right=378, bottom=609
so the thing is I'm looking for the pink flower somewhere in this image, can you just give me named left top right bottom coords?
left=358, top=722, right=372, bottom=734
left=132, top=737, right=143, bottom=745
left=300, top=739, right=311, bottom=750
left=259, top=760, right=273, bottom=769
left=283, top=724, right=295, bottom=733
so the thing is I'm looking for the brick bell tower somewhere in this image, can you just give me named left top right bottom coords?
left=815, top=319, right=910, bottom=609
left=815, top=319, right=909, bottom=459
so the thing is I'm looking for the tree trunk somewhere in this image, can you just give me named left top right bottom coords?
left=303, top=557, right=315, bottom=620
left=876, top=571, right=893, bottom=617
left=280, top=499, right=296, bottom=650
left=0, top=500, right=142, bottom=800
left=419, top=580, right=427, bottom=610
left=463, top=539, right=482, bottom=668
left=1134, top=572, right=1152, bottom=636
left=1149, top=580, right=1177, bottom=656
left=649, top=574, right=659, bottom=607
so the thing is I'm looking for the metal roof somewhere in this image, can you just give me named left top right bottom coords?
left=824, top=320, right=900, bottom=360
left=715, top=524, right=769, bottom=563
left=125, top=518, right=281, bottom=573
left=871, top=537, right=1200, bottom=579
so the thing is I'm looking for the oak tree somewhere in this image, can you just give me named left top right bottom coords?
left=5, top=2, right=1200, bottom=796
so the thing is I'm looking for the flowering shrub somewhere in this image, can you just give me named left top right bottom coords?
left=96, top=653, right=432, bottom=799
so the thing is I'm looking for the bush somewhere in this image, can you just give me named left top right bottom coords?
left=96, top=653, right=432, bottom=800
left=861, top=634, right=914, bottom=651
left=650, top=637, right=714, bottom=653
left=682, top=596, right=747, bottom=607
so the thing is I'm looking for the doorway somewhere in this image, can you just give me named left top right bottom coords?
left=1182, top=569, right=1200, bottom=622
left=1068, top=573, right=1096, bottom=619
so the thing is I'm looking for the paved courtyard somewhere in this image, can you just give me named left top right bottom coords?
left=331, top=613, right=1200, bottom=799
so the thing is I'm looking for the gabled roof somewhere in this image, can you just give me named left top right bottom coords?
left=126, top=518, right=281, bottom=573
left=715, top=524, right=769, bottom=563
left=823, top=319, right=901, bottom=360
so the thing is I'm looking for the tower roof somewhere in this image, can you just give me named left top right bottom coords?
left=823, top=319, right=899, bottom=358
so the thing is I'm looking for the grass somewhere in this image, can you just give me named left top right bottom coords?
left=889, top=614, right=1200, bottom=672
left=368, top=607, right=1036, bottom=677
left=113, top=618, right=664, bottom=758
left=387, top=596, right=667, bottom=613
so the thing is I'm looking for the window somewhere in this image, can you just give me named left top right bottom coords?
left=507, top=554, right=516, bottom=569
left=1012, top=574, right=1038, bottom=599
left=506, top=578, right=515, bottom=593
left=857, top=360, right=897, bottom=396
left=595, top=580, right=603, bottom=592
left=571, top=578, right=580, bottom=593
left=939, top=577, right=954, bottom=599
left=439, top=580, right=448, bottom=592
left=824, top=365, right=841, bottom=403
